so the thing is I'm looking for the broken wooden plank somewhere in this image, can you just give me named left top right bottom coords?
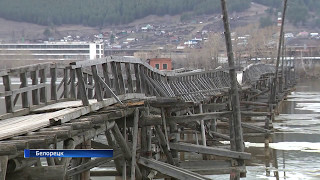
left=141, top=111, right=231, bottom=126
left=67, top=152, right=122, bottom=177
left=169, top=142, right=251, bottom=160
left=179, top=160, right=246, bottom=175
left=138, top=157, right=210, bottom=180
left=209, top=131, right=230, bottom=140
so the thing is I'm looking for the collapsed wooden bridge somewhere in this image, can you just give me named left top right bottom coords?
left=0, top=55, right=295, bottom=180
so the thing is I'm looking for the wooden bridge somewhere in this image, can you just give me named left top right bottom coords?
left=0, top=55, right=296, bottom=180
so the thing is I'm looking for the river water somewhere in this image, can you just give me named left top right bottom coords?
left=241, top=79, right=320, bottom=180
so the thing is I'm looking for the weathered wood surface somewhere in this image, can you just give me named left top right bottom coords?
left=0, top=108, right=79, bottom=141
left=169, top=142, right=251, bottom=160
left=138, top=157, right=211, bottom=180
left=67, top=152, right=122, bottom=177
left=178, top=160, right=246, bottom=175
left=141, top=111, right=231, bottom=126
left=0, top=55, right=295, bottom=180
left=0, top=94, right=148, bottom=141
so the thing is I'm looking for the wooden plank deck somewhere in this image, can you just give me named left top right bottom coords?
left=0, top=108, right=81, bottom=140
left=0, top=93, right=148, bottom=141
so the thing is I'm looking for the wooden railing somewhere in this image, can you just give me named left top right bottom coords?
left=0, top=56, right=284, bottom=117
left=0, top=63, right=76, bottom=117
left=242, top=64, right=276, bottom=85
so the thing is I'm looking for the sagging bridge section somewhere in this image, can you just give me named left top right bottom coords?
left=0, top=56, right=295, bottom=180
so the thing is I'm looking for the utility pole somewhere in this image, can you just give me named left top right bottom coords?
left=271, top=0, right=288, bottom=104
left=220, top=1, right=244, bottom=179
left=220, top=0, right=244, bottom=152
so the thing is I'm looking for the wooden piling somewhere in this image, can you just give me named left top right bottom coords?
left=0, top=156, right=8, bottom=180
left=131, top=108, right=139, bottom=180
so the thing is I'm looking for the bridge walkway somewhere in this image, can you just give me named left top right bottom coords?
left=0, top=56, right=295, bottom=180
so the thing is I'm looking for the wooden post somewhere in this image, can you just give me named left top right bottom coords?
left=63, top=68, right=69, bottom=99
left=125, top=63, right=134, bottom=93
left=80, top=73, right=88, bottom=100
left=116, top=62, right=125, bottom=94
left=280, top=36, right=284, bottom=93
left=105, top=130, right=123, bottom=175
left=145, top=68, right=153, bottom=95
left=139, top=65, right=148, bottom=95
left=199, top=104, right=207, bottom=147
left=155, top=126, right=175, bottom=165
left=131, top=108, right=139, bottom=180
left=111, top=62, right=120, bottom=95
left=39, top=68, right=47, bottom=104
left=111, top=124, right=142, bottom=179
left=88, top=75, right=93, bottom=99
left=31, top=70, right=40, bottom=105
left=123, top=114, right=127, bottom=180
left=46, top=157, right=55, bottom=167
left=71, top=158, right=81, bottom=180
left=199, top=104, right=207, bottom=160
left=220, top=1, right=244, bottom=179
left=270, top=0, right=288, bottom=104
left=145, top=107, right=152, bottom=160
left=140, top=107, right=151, bottom=178
left=91, top=65, right=103, bottom=101
left=70, top=68, right=76, bottom=99
left=210, top=118, right=217, bottom=132
left=161, top=108, right=170, bottom=150
left=102, top=63, right=112, bottom=98
left=0, top=156, right=8, bottom=180
left=220, top=0, right=244, bottom=152
left=81, top=140, right=91, bottom=180
left=20, top=72, right=29, bottom=108
left=169, top=122, right=178, bottom=159
left=76, top=68, right=89, bottom=106
left=264, top=137, right=271, bottom=177
left=141, top=125, right=148, bottom=178
left=134, top=64, right=142, bottom=93
left=50, top=67, right=57, bottom=101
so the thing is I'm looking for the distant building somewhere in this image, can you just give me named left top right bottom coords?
left=148, top=58, right=172, bottom=70
left=297, top=31, right=309, bottom=38
left=0, top=42, right=104, bottom=61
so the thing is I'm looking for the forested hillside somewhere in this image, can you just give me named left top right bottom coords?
left=1, top=0, right=320, bottom=27
left=253, top=0, right=320, bottom=26
left=0, top=0, right=250, bottom=27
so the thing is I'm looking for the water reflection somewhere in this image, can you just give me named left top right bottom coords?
left=245, top=79, right=320, bottom=180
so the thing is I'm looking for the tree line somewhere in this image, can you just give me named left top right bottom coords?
left=0, top=0, right=250, bottom=27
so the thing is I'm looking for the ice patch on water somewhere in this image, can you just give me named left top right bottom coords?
left=274, top=114, right=320, bottom=133
left=245, top=142, right=320, bottom=152
left=286, top=92, right=320, bottom=102
left=276, top=114, right=320, bottom=120
left=295, top=103, right=320, bottom=112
